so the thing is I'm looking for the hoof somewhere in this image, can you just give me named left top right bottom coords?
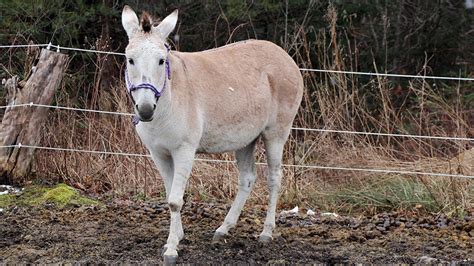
left=212, top=231, right=228, bottom=244
left=163, top=255, right=178, bottom=266
left=258, top=234, right=273, bottom=244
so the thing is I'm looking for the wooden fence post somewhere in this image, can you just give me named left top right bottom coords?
left=0, top=49, right=68, bottom=184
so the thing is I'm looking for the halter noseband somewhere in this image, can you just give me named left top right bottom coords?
left=124, top=43, right=171, bottom=99
left=124, top=44, right=171, bottom=125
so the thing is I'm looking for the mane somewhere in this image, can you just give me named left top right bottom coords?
left=140, top=12, right=153, bottom=33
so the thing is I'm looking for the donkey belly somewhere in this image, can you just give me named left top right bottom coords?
left=197, top=117, right=267, bottom=154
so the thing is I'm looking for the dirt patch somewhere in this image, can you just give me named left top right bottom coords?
left=0, top=200, right=472, bottom=264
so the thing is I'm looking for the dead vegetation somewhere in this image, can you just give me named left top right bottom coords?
left=3, top=5, right=473, bottom=216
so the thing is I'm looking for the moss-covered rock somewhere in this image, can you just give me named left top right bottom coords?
left=0, top=194, right=15, bottom=208
left=0, top=183, right=100, bottom=208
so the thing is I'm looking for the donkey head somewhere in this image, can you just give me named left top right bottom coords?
left=122, top=6, right=178, bottom=122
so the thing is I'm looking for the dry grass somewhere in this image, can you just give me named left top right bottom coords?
left=20, top=6, right=474, bottom=215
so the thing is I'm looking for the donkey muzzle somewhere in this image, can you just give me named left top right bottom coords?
left=136, top=104, right=156, bottom=122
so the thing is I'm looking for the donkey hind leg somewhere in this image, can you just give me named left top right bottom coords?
left=213, top=139, right=258, bottom=242
left=259, top=134, right=287, bottom=243
left=150, top=152, right=174, bottom=201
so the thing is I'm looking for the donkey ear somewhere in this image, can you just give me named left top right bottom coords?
left=153, top=10, right=178, bottom=39
left=122, top=5, right=140, bottom=38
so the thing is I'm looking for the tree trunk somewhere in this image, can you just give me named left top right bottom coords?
left=450, top=148, right=473, bottom=176
left=0, top=49, right=68, bottom=184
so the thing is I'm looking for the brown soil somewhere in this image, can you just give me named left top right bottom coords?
left=0, top=201, right=472, bottom=264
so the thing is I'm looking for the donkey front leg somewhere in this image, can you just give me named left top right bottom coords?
left=150, top=152, right=174, bottom=200
left=162, top=145, right=195, bottom=265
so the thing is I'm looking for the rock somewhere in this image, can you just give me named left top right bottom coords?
left=420, top=223, right=430, bottom=229
left=437, top=222, right=447, bottom=229
left=347, top=233, right=366, bottom=243
left=376, top=226, right=386, bottom=232
left=351, top=223, right=360, bottom=229
left=463, top=222, right=473, bottom=232
left=321, top=212, right=338, bottom=217
left=278, top=217, right=287, bottom=224
left=365, top=224, right=375, bottom=231
left=460, top=234, right=470, bottom=241
left=280, top=206, right=299, bottom=216
left=143, top=206, right=156, bottom=213
left=365, top=230, right=382, bottom=239
left=419, top=256, right=438, bottom=263
left=197, top=208, right=204, bottom=215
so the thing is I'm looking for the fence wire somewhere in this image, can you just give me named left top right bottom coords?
left=2, top=43, right=473, bottom=81
left=1, top=143, right=472, bottom=179
left=2, top=103, right=473, bottom=141
left=1, top=42, right=473, bottom=180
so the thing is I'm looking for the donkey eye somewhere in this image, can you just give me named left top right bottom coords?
left=159, top=59, right=165, bottom=65
left=128, top=58, right=134, bottom=65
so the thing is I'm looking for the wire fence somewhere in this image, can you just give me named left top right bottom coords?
left=2, top=102, right=473, bottom=142
left=2, top=43, right=474, bottom=81
left=1, top=143, right=473, bottom=179
left=1, top=42, right=473, bottom=180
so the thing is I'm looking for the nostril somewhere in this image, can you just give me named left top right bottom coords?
left=135, top=104, right=139, bottom=110
left=153, top=104, right=157, bottom=110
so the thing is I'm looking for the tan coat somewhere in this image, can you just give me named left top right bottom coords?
left=142, top=39, right=303, bottom=154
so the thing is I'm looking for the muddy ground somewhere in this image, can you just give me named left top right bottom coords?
left=1, top=200, right=473, bottom=264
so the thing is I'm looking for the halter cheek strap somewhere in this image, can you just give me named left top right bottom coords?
left=125, top=44, right=171, bottom=125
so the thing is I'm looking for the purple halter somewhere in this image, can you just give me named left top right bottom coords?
left=125, top=44, right=171, bottom=125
